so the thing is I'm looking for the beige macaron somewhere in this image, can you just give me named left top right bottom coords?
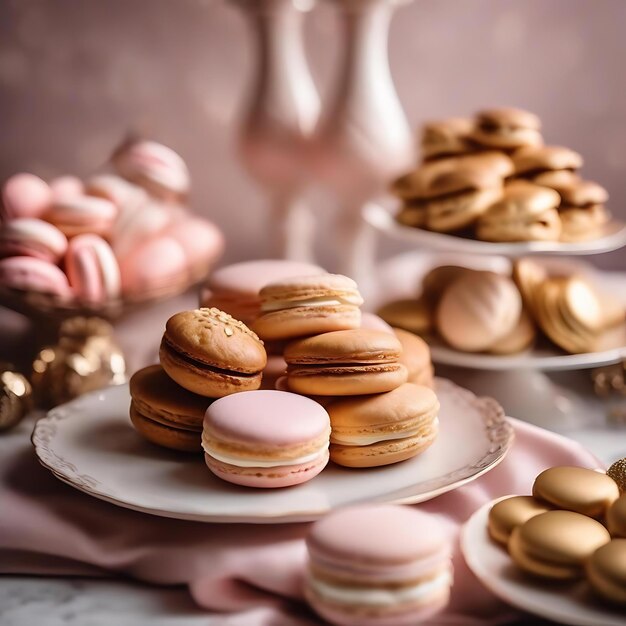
left=556, top=180, right=610, bottom=242
left=508, top=510, right=611, bottom=579
left=420, top=265, right=475, bottom=306
left=327, top=383, right=439, bottom=468
left=532, top=466, right=620, bottom=517
left=436, top=271, right=522, bottom=352
left=284, top=329, right=408, bottom=396
left=471, top=107, right=543, bottom=149
left=476, top=181, right=562, bottom=242
left=489, top=308, right=536, bottom=354
left=607, top=494, right=626, bottom=538
left=376, top=298, right=434, bottom=335
left=393, top=328, right=434, bottom=387
left=488, top=496, right=552, bottom=545
left=586, top=539, right=626, bottom=605
left=513, top=145, right=583, bottom=179
left=420, top=117, right=476, bottom=160
left=512, top=257, right=548, bottom=316
left=252, top=274, right=363, bottom=341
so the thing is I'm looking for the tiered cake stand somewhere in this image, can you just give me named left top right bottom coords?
left=364, top=198, right=626, bottom=430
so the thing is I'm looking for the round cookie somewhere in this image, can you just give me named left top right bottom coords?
left=436, top=271, right=521, bottom=352
left=489, top=309, right=536, bottom=355
left=607, top=494, right=626, bottom=538
left=586, top=539, right=626, bottom=605
left=471, top=107, right=543, bottom=149
left=202, top=390, right=330, bottom=488
left=305, top=504, right=453, bottom=626
left=159, top=307, right=267, bottom=397
left=376, top=298, right=433, bottom=335
left=284, top=329, right=407, bottom=396
left=512, top=145, right=583, bottom=179
left=327, top=383, right=439, bottom=468
left=393, top=328, right=434, bottom=387
left=512, top=257, right=547, bottom=316
left=253, top=274, right=363, bottom=341
left=421, top=117, right=475, bottom=160
left=508, top=510, right=611, bottom=580
left=488, top=496, right=551, bottom=545
left=532, top=466, right=620, bottom=517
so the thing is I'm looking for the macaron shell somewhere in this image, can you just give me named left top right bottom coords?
left=204, top=450, right=329, bottom=488
left=393, top=329, right=432, bottom=384
left=586, top=539, right=626, bottom=605
left=360, top=312, right=394, bottom=334
left=487, top=496, right=552, bottom=545
left=50, top=176, right=84, bottom=200
left=376, top=299, right=433, bottom=335
left=0, top=218, right=68, bottom=263
left=2, top=173, right=52, bottom=220
left=0, top=256, right=72, bottom=298
left=130, top=405, right=201, bottom=453
left=607, top=494, right=626, bottom=538
left=45, top=195, right=117, bottom=238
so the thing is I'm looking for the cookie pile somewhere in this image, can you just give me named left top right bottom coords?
left=0, top=139, right=224, bottom=307
left=378, top=260, right=625, bottom=356
left=391, top=107, right=611, bottom=243
left=487, top=465, right=626, bottom=606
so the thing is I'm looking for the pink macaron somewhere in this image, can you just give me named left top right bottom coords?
left=200, top=259, right=326, bottom=323
left=45, top=195, right=117, bottom=238
left=167, top=216, right=224, bottom=281
left=305, top=504, right=453, bottom=626
left=0, top=256, right=72, bottom=298
left=112, top=140, right=190, bottom=202
left=85, top=173, right=149, bottom=213
left=50, top=176, right=84, bottom=201
left=1, top=173, right=52, bottom=221
left=0, top=218, right=68, bottom=263
left=65, top=234, right=121, bottom=304
left=119, top=235, right=188, bottom=299
left=202, top=390, right=331, bottom=488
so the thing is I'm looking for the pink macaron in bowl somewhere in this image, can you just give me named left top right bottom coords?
left=304, top=504, right=453, bottom=625
left=0, top=256, right=72, bottom=300
left=0, top=218, right=68, bottom=263
left=202, top=390, right=331, bottom=488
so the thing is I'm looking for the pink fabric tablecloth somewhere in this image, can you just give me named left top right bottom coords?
left=0, top=413, right=601, bottom=625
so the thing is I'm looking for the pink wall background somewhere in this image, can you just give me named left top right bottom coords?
left=1, top=0, right=625, bottom=268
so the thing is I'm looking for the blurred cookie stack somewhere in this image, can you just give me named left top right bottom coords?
left=378, top=260, right=625, bottom=356
left=250, top=272, right=439, bottom=468
left=0, top=139, right=224, bottom=308
left=391, top=107, right=611, bottom=243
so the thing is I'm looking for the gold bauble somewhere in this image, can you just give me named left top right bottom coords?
left=31, top=317, right=126, bottom=408
left=0, top=366, right=33, bottom=431
left=607, top=458, right=626, bottom=493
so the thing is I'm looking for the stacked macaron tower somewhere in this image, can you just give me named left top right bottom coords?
left=378, top=260, right=625, bottom=356
left=250, top=273, right=440, bottom=469
left=487, top=465, right=626, bottom=607
left=0, top=139, right=223, bottom=310
left=391, top=107, right=611, bottom=243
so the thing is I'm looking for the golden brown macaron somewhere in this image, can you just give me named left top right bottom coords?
left=129, top=364, right=210, bottom=452
left=512, top=257, right=547, bottom=317
left=471, top=107, right=543, bottom=150
left=159, top=307, right=267, bottom=397
left=488, top=496, right=552, bottom=545
left=376, top=298, right=434, bottom=335
left=512, top=145, right=583, bottom=179
left=393, top=328, right=434, bottom=387
left=326, top=383, right=439, bottom=468
left=555, top=180, right=610, bottom=243
left=284, top=329, right=408, bottom=396
left=252, top=274, right=363, bottom=341
left=532, top=169, right=580, bottom=189
left=508, top=510, right=611, bottom=580
left=607, top=494, right=626, bottom=538
left=476, top=181, right=561, bottom=242
left=532, top=466, right=620, bottom=517
left=586, top=539, right=626, bottom=605
left=420, top=117, right=476, bottom=161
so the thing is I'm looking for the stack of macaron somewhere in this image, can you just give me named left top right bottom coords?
left=0, top=139, right=223, bottom=308
left=248, top=272, right=439, bottom=468
left=392, top=107, right=611, bottom=243
left=304, top=504, right=453, bottom=625
left=378, top=259, right=625, bottom=356
left=487, top=464, right=626, bottom=606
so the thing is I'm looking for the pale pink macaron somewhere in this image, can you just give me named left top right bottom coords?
left=112, top=140, right=190, bottom=202
left=305, top=504, right=453, bottom=626
left=44, top=195, right=117, bottom=238
left=85, top=173, right=149, bottom=213
left=361, top=312, right=394, bottom=334
left=0, top=256, right=72, bottom=298
left=0, top=218, right=68, bottom=263
left=202, top=390, right=331, bottom=488
left=200, top=259, right=326, bottom=323
left=50, top=176, right=84, bottom=200
left=1, top=173, right=52, bottom=221
left=65, top=234, right=121, bottom=304
left=119, top=235, right=188, bottom=300
left=167, top=216, right=224, bottom=281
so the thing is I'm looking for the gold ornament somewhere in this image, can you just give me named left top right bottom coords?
left=0, top=365, right=33, bottom=431
left=31, top=317, right=126, bottom=408
left=607, top=458, right=626, bottom=493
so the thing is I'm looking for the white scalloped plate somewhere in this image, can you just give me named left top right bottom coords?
left=32, top=379, right=513, bottom=524
left=364, top=201, right=626, bottom=257
left=461, top=499, right=625, bottom=626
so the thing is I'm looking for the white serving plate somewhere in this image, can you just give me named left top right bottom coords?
left=32, top=379, right=513, bottom=524
left=364, top=201, right=626, bottom=257
left=461, top=499, right=625, bottom=626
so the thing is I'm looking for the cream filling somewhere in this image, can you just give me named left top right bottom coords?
left=331, top=417, right=438, bottom=446
left=261, top=297, right=351, bottom=313
left=202, top=437, right=329, bottom=468
left=308, top=569, right=451, bottom=607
